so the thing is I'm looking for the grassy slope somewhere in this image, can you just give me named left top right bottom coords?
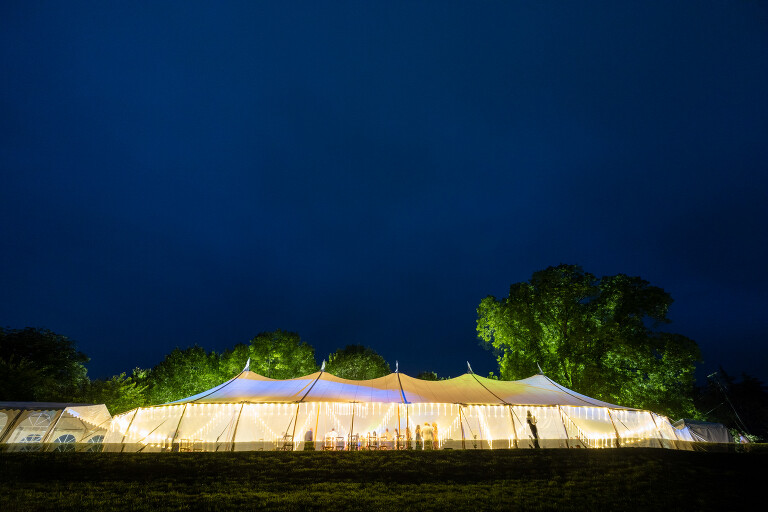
left=0, top=449, right=764, bottom=511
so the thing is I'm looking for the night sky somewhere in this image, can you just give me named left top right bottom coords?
left=2, top=2, right=766, bottom=383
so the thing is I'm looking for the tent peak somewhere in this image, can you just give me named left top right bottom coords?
left=467, top=361, right=474, bottom=374
left=320, top=360, right=326, bottom=372
left=243, top=358, right=251, bottom=372
left=395, top=360, right=399, bottom=373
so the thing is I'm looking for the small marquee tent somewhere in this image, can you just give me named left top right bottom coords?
left=673, top=419, right=733, bottom=443
left=105, top=366, right=691, bottom=451
left=0, top=402, right=112, bottom=451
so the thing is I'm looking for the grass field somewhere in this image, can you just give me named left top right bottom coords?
left=0, top=448, right=764, bottom=511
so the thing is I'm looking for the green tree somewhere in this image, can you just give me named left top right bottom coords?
left=145, top=346, right=222, bottom=405
left=415, top=371, right=439, bottom=381
left=220, top=330, right=317, bottom=379
left=76, top=373, right=147, bottom=415
left=477, top=264, right=700, bottom=418
left=325, top=345, right=390, bottom=380
left=0, top=327, right=89, bottom=401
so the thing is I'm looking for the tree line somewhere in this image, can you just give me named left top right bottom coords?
left=2, top=263, right=765, bottom=439
left=0, top=328, right=423, bottom=415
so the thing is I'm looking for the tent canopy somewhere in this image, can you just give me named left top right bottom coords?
left=170, top=370, right=634, bottom=409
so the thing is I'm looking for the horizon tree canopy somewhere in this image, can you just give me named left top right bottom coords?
left=476, top=264, right=700, bottom=418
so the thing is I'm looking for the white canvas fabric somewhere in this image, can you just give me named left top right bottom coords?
left=169, top=370, right=633, bottom=408
left=0, top=402, right=111, bottom=448
left=104, top=370, right=686, bottom=452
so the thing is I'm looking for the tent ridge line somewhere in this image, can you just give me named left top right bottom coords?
left=541, top=374, right=630, bottom=409
left=182, top=370, right=247, bottom=405
left=395, top=372, right=408, bottom=404
left=468, top=372, right=508, bottom=405
left=296, top=369, right=325, bottom=403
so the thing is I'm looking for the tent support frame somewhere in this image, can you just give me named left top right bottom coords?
left=507, top=405, right=519, bottom=449
left=648, top=412, right=666, bottom=448
left=0, top=410, right=25, bottom=444
left=606, top=409, right=622, bottom=448
left=230, top=403, right=245, bottom=452
left=170, top=404, right=189, bottom=449
left=119, top=409, right=140, bottom=452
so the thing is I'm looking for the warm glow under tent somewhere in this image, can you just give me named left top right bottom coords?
left=0, top=402, right=112, bottom=451
left=105, top=367, right=694, bottom=452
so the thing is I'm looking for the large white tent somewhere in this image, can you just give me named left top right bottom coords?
left=105, top=366, right=691, bottom=452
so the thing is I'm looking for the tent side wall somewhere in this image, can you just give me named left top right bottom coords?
left=1, top=404, right=111, bottom=452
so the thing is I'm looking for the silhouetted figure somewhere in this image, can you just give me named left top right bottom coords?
left=527, top=410, right=540, bottom=449
left=304, top=428, right=314, bottom=450
left=415, top=425, right=422, bottom=450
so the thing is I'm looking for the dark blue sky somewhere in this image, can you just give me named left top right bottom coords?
left=2, top=2, right=766, bottom=383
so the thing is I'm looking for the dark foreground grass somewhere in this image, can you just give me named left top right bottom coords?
left=0, top=448, right=764, bottom=511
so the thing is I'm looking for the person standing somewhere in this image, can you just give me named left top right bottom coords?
left=422, top=422, right=433, bottom=450
left=431, top=422, right=439, bottom=450
left=415, top=425, right=422, bottom=450
left=526, top=410, right=540, bottom=449
left=304, top=428, right=314, bottom=451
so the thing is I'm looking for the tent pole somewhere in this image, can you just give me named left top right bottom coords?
left=606, top=409, right=622, bottom=448
left=396, top=404, right=401, bottom=450
left=119, top=409, right=140, bottom=453
left=349, top=403, right=356, bottom=451
left=314, top=403, right=321, bottom=451
left=230, top=403, right=245, bottom=452
left=0, top=409, right=24, bottom=444
left=170, top=404, right=190, bottom=450
left=406, top=404, right=409, bottom=449
left=648, top=412, right=666, bottom=449
left=291, top=403, right=301, bottom=451
left=477, top=412, right=484, bottom=449
left=507, top=405, right=519, bottom=449
left=557, top=406, right=571, bottom=449
left=41, top=409, right=66, bottom=445
left=459, top=406, right=466, bottom=450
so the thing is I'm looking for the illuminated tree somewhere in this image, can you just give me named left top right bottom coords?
left=325, top=345, right=390, bottom=380
left=221, top=329, right=317, bottom=379
left=144, top=346, right=222, bottom=405
left=76, top=373, right=147, bottom=415
left=477, top=264, right=700, bottom=417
